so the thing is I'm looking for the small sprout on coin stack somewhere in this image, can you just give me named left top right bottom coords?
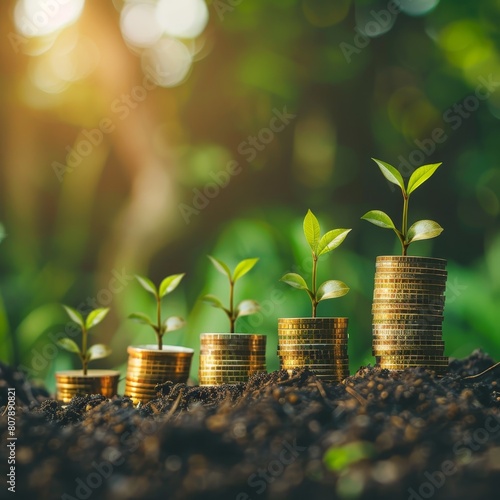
left=280, top=210, right=351, bottom=317
left=57, top=306, right=111, bottom=376
left=361, top=158, right=444, bottom=255
left=202, top=256, right=260, bottom=334
left=129, top=274, right=186, bottom=350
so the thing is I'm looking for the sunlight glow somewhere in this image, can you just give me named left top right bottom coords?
left=15, top=0, right=85, bottom=38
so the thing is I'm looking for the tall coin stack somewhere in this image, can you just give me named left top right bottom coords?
left=277, top=318, right=349, bottom=382
left=125, top=345, right=194, bottom=404
left=372, top=256, right=448, bottom=374
left=199, top=334, right=267, bottom=385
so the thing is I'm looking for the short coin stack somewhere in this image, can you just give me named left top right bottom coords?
left=125, top=345, right=193, bottom=404
left=199, top=334, right=267, bottom=385
left=277, top=318, right=349, bottom=382
left=55, top=369, right=120, bottom=404
left=372, top=256, right=448, bottom=375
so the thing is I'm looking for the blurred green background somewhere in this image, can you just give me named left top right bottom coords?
left=0, top=0, right=498, bottom=393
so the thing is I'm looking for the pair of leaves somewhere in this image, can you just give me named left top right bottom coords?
left=202, top=295, right=260, bottom=319
left=57, top=339, right=111, bottom=362
left=208, top=256, right=259, bottom=283
left=135, top=273, right=185, bottom=299
left=303, top=210, right=351, bottom=257
left=280, top=274, right=350, bottom=303
left=128, top=313, right=186, bottom=333
left=361, top=211, right=443, bottom=244
left=63, top=306, right=110, bottom=332
left=373, top=158, right=442, bottom=197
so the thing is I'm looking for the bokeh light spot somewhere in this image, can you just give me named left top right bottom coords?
left=156, top=0, right=209, bottom=39
left=120, top=2, right=163, bottom=48
left=399, top=0, right=440, bottom=17
left=141, top=38, right=192, bottom=88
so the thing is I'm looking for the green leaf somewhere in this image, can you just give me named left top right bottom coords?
left=128, top=312, right=154, bottom=327
left=201, top=294, right=227, bottom=311
left=407, top=163, right=442, bottom=196
left=324, top=441, right=375, bottom=472
left=280, top=273, right=309, bottom=290
left=164, top=316, right=186, bottom=333
left=85, top=308, right=109, bottom=331
left=372, top=158, right=405, bottom=194
left=232, top=258, right=259, bottom=282
left=159, top=273, right=185, bottom=298
left=57, top=338, right=81, bottom=355
left=207, top=256, right=231, bottom=279
left=135, top=275, right=157, bottom=297
left=0, top=223, right=5, bottom=244
left=361, top=210, right=397, bottom=230
left=317, top=229, right=352, bottom=256
left=62, top=305, right=84, bottom=329
left=303, top=209, right=321, bottom=253
left=236, top=300, right=260, bottom=317
left=87, top=344, right=112, bottom=362
left=406, top=220, right=444, bottom=244
left=316, top=280, right=350, bottom=302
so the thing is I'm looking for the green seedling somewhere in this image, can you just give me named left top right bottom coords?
left=129, top=274, right=186, bottom=350
left=57, top=306, right=111, bottom=376
left=202, top=256, right=260, bottom=334
left=280, top=210, right=351, bottom=317
left=361, top=158, right=443, bottom=255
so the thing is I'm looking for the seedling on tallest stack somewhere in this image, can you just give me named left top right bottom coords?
left=361, top=158, right=448, bottom=375
left=361, top=159, right=443, bottom=255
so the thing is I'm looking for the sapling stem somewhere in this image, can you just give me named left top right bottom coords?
left=312, top=253, right=318, bottom=318
left=402, top=193, right=409, bottom=256
left=229, top=280, right=235, bottom=334
left=156, top=294, right=162, bottom=350
left=82, top=325, right=88, bottom=376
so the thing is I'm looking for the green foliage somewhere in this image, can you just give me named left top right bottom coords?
left=202, top=256, right=260, bottom=333
left=280, top=210, right=351, bottom=317
left=361, top=159, right=444, bottom=255
left=324, top=441, right=375, bottom=472
left=129, top=274, right=186, bottom=349
left=57, top=306, right=110, bottom=375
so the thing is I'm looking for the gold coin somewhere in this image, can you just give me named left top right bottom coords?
left=375, top=267, right=447, bottom=275
left=372, top=312, right=444, bottom=320
left=376, top=355, right=448, bottom=363
left=373, top=296, right=445, bottom=305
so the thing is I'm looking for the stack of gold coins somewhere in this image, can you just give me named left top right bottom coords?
left=55, top=369, right=120, bottom=404
left=199, top=334, right=267, bottom=385
left=277, top=318, right=349, bottom=383
left=372, top=256, right=448, bottom=374
left=125, top=345, right=194, bottom=404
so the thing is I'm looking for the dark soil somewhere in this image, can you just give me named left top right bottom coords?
left=1, top=350, right=500, bottom=500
